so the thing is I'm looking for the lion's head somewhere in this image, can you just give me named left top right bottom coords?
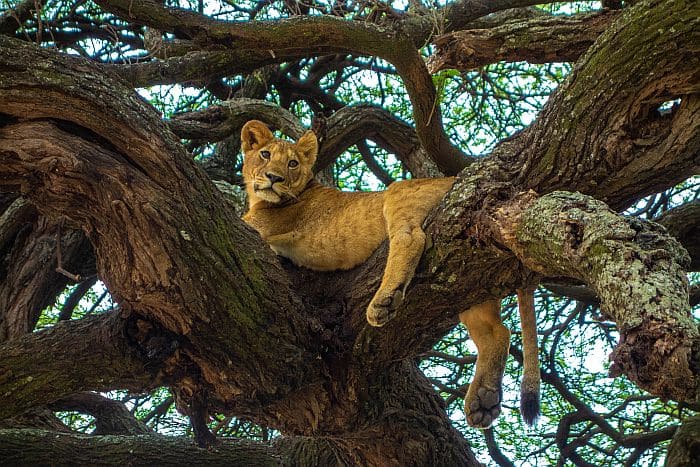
left=241, top=120, right=318, bottom=205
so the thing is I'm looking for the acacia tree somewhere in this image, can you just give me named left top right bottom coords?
left=0, top=0, right=698, bottom=465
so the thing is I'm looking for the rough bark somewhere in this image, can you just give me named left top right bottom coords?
left=0, top=119, right=317, bottom=417
left=0, top=425, right=470, bottom=466
left=0, top=213, right=94, bottom=341
left=169, top=98, right=304, bottom=143
left=511, top=0, right=700, bottom=209
left=429, top=0, right=700, bottom=210
left=488, top=191, right=697, bottom=401
left=0, top=408, right=72, bottom=432
left=665, top=415, right=700, bottom=467
left=0, top=429, right=285, bottom=466
left=657, top=201, right=700, bottom=271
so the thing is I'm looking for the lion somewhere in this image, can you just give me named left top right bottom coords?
left=240, top=120, right=540, bottom=428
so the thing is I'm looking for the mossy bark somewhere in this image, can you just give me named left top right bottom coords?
left=0, top=429, right=285, bottom=466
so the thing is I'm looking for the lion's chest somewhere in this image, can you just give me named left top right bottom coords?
left=244, top=194, right=386, bottom=271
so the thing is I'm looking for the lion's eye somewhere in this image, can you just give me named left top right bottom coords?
left=260, top=150, right=271, bottom=160
left=288, top=159, right=299, bottom=168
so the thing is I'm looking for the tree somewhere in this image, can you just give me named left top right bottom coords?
left=0, top=0, right=698, bottom=465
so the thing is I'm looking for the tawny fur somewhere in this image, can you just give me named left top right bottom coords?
left=240, top=120, right=539, bottom=428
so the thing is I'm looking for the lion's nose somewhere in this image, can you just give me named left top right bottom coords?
left=265, top=172, right=285, bottom=184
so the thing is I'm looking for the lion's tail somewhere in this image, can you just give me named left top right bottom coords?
left=517, top=288, right=541, bottom=426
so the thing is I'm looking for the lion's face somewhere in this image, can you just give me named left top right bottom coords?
left=241, top=120, right=318, bottom=204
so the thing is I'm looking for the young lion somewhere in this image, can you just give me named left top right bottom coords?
left=240, top=120, right=539, bottom=428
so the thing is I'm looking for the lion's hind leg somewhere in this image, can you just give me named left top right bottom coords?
left=460, top=300, right=510, bottom=429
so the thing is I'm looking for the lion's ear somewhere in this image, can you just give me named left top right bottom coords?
left=241, top=120, right=274, bottom=152
left=296, top=130, right=318, bottom=166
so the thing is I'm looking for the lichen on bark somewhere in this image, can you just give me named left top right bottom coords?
left=492, top=191, right=698, bottom=401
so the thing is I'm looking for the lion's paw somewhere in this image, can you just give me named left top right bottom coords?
left=465, top=386, right=501, bottom=429
left=366, top=288, right=404, bottom=327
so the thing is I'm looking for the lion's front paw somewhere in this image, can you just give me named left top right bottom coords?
left=366, top=288, right=404, bottom=327
left=465, top=386, right=502, bottom=429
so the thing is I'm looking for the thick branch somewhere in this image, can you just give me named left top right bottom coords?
left=0, top=409, right=477, bottom=467
left=112, top=49, right=251, bottom=87
left=400, top=0, right=560, bottom=44
left=0, top=429, right=286, bottom=465
left=656, top=201, right=700, bottom=271
left=287, top=170, right=698, bottom=405
left=489, top=191, right=697, bottom=401
left=666, top=415, right=700, bottom=467
left=508, top=0, right=700, bottom=209
left=169, top=98, right=304, bottom=142
left=428, top=10, right=619, bottom=72
left=0, top=312, right=157, bottom=419
left=319, top=105, right=443, bottom=177
left=440, top=0, right=560, bottom=34
left=0, top=200, right=95, bottom=342
left=0, top=36, right=319, bottom=415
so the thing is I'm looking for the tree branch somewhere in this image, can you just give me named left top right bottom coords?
left=440, top=0, right=561, bottom=35
left=168, top=98, right=304, bottom=142
left=319, top=105, right=443, bottom=177
left=666, top=415, right=700, bottom=467
left=428, top=10, right=619, bottom=72
left=0, top=429, right=287, bottom=465
left=509, top=0, right=700, bottom=209
left=58, top=277, right=98, bottom=321
left=656, top=200, right=700, bottom=271
left=0, top=212, right=94, bottom=342
left=0, top=312, right=157, bottom=418
left=95, top=0, right=471, bottom=174
left=49, top=392, right=150, bottom=435
left=0, top=36, right=320, bottom=417
left=489, top=191, right=697, bottom=401
left=356, top=140, right=395, bottom=186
